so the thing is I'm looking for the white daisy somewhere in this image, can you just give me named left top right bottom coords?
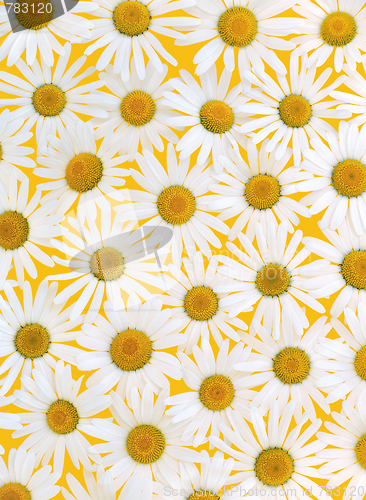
left=165, top=338, right=252, bottom=448
left=0, top=447, right=60, bottom=500
left=12, top=360, right=111, bottom=474
left=332, top=62, right=366, bottom=126
left=0, top=0, right=97, bottom=67
left=0, top=173, right=63, bottom=288
left=34, top=120, right=129, bottom=221
left=298, top=121, right=366, bottom=236
left=216, top=221, right=325, bottom=339
left=84, top=385, right=204, bottom=491
left=92, top=61, right=178, bottom=161
left=0, top=279, right=84, bottom=397
left=0, top=42, right=107, bottom=150
left=85, top=0, right=199, bottom=81
left=160, top=252, right=249, bottom=354
left=161, top=65, right=248, bottom=173
left=207, top=139, right=312, bottom=241
left=210, top=400, right=325, bottom=498
left=0, top=395, right=23, bottom=449
left=239, top=51, right=350, bottom=166
left=234, top=318, right=330, bottom=423
left=294, top=0, right=366, bottom=73
left=76, top=296, right=184, bottom=400
left=177, top=0, right=301, bottom=77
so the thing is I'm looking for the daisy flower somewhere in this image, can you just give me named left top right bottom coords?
left=165, top=338, right=252, bottom=448
left=294, top=0, right=366, bottom=73
left=49, top=209, right=171, bottom=322
left=234, top=318, right=330, bottom=423
left=160, top=252, right=248, bottom=354
left=0, top=395, right=23, bottom=447
left=315, top=305, right=366, bottom=406
left=12, top=360, right=111, bottom=474
left=76, top=297, right=184, bottom=400
left=317, top=400, right=366, bottom=494
left=0, top=173, right=63, bottom=288
left=84, top=385, right=204, bottom=491
left=34, top=120, right=129, bottom=221
left=115, top=146, right=229, bottom=268
left=210, top=400, right=325, bottom=498
left=239, top=51, right=350, bottom=166
left=0, top=42, right=107, bottom=150
left=332, top=62, right=366, bottom=126
left=302, top=219, right=366, bottom=318
left=92, top=61, right=178, bottom=161
left=161, top=65, right=248, bottom=173
left=298, top=121, right=366, bottom=236
left=208, top=139, right=312, bottom=241
left=0, top=448, right=60, bottom=500
left=216, top=221, right=325, bottom=339
left=0, top=279, right=84, bottom=397
left=0, top=0, right=97, bottom=67
left=177, top=0, right=301, bottom=76
left=84, top=0, right=200, bottom=81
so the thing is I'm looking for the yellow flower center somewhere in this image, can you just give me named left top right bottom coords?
left=278, top=94, right=312, bottom=128
left=14, top=324, right=50, bottom=359
left=255, top=448, right=294, bottom=486
left=200, top=100, right=234, bottom=134
left=113, top=0, right=150, bottom=36
left=32, top=84, right=66, bottom=117
left=273, top=347, right=310, bottom=385
left=15, top=0, right=53, bottom=30
left=157, top=186, right=196, bottom=225
left=341, top=250, right=366, bottom=290
left=0, top=211, right=29, bottom=251
left=218, top=7, right=257, bottom=47
left=184, top=286, right=219, bottom=321
left=356, top=435, right=366, bottom=469
left=90, top=248, right=124, bottom=282
left=0, top=483, right=31, bottom=500
left=199, top=374, right=234, bottom=411
left=120, top=90, right=155, bottom=126
left=126, top=424, right=165, bottom=464
left=46, top=399, right=79, bottom=434
left=187, top=492, right=220, bottom=500
left=354, top=345, right=366, bottom=380
left=332, top=160, right=366, bottom=197
left=110, top=329, right=152, bottom=372
left=321, top=11, right=357, bottom=47
left=256, top=264, right=291, bottom=297
left=245, top=174, right=281, bottom=210
left=65, top=153, right=104, bottom=193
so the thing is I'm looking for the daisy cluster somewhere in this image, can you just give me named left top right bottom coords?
left=2, top=0, right=366, bottom=499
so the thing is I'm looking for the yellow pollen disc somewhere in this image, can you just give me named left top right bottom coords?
left=354, top=345, right=366, bottom=380
left=157, top=186, right=196, bottom=225
left=255, top=448, right=294, bottom=486
left=90, top=247, right=124, bottom=282
left=273, top=347, right=310, bottom=385
left=14, top=324, right=50, bottom=359
left=113, top=0, right=150, bottom=36
left=121, top=90, right=155, bottom=126
left=187, top=491, right=220, bottom=500
left=15, top=0, right=53, bottom=30
left=199, top=374, right=234, bottom=411
left=200, top=100, right=234, bottom=134
left=321, top=11, right=357, bottom=47
left=256, top=264, right=291, bottom=297
left=218, top=7, right=257, bottom=47
left=46, top=399, right=79, bottom=434
left=332, top=160, right=366, bottom=197
left=245, top=174, right=281, bottom=210
left=279, top=94, right=312, bottom=128
left=356, top=435, right=366, bottom=468
left=184, top=286, right=219, bottom=321
left=0, top=483, right=31, bottom=500
left=65, top=153, right=103, bottom=193
left=32, top=84, right=66, bottom=117
left=0, top=211, right=29, bottom=251
left=341, top=250, right=366, bottom=290
left=110, top=329, right=152, bottom=371
left=126, top=424, right=165, bottom=464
